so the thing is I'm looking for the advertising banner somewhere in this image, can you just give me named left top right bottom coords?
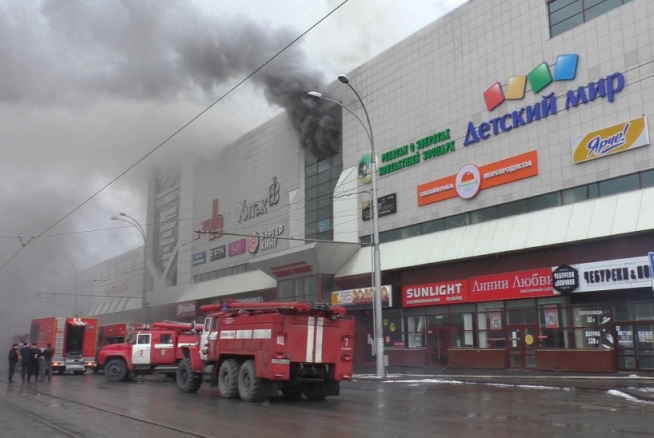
left=571, top=256, right=652, bottom=292
left=402, top=280, right=468, bottom=307
left=331, top=286, right=392, bottom=308
left=469, top=268, right=555, bottom=302
left=572, top=116, right=649, bottom=164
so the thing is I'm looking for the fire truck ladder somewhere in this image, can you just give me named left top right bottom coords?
left=54, top=317, right=66, bottom=362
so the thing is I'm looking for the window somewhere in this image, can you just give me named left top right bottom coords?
left=470, top=207, right=496, bottom=224
left=548, top=0, right=633, bottom=37
left=497, top=200, right=527, bottom=219
left=529, top=192, right=560, bottom=211
left=598, top=174, right=639, bottom=196
left=445, top=213, right=469, bottom=229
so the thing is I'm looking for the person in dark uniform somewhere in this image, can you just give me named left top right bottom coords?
left=19, top=342, right=31, bottom=383
left=29, top=343, right=41, bottom=382
left=41, top=343, right=53, bottom=382
left=7, top=343, right=18, bottom=383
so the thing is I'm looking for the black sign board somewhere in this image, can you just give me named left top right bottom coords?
left=362, top=193, right=398, bottom=221
left=552, top=264, right=579, bottom=295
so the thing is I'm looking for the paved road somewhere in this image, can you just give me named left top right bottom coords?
left=1, top=373, right=654, bottom=437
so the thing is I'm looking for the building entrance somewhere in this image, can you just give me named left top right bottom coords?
left=616, top=323, right=654, bottom=371
left=507, top=325, right=537, bottom=369
left=427, top=327, right=450, bottom=366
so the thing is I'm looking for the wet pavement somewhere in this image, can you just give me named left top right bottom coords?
left=353, top=364, right=654, bottom=402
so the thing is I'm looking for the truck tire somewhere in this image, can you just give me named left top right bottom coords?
left=105, top=359, right=128, bottom=382
left=177, top=358, right=202, bottom=393
left=238, top=360, right=263, bottom=402
left=218, top=359, right=241, bottom=399
left=303, top=382, right=327, bottom=401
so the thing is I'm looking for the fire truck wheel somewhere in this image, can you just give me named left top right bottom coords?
left=105, top=359, right=128, bottom=382
left=218, top=359, right=241, bottom=399
left=238, top=360, right=263, bottom=402
left=177, top=358, right=202, bottom=393
left=303, top=382, right=327, bottom=401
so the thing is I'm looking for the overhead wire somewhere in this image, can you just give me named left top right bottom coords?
left=0, top=0, right=351, bottom=275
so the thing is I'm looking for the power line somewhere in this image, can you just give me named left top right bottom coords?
left=0, top=0, right=351, bottom=275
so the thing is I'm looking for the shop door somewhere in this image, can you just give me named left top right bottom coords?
left=617, top=324, right=654, bottom=371
left=427, top=327, right=450, bottom=366
left=507, top=326, right=537, bottom=369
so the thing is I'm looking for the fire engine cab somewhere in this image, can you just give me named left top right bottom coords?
left=176, top=301, right=354, bottom=401
left=97, top=321, right=201, bottom=381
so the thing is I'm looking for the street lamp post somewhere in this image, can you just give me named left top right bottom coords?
left=309, top=74, right=385, bottom=378
left=111, top=212, right=147, bottom=323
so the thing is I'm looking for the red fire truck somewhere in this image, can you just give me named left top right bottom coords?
left=97, top=321, right=202, bottom=381
left=176, top=301, right=354, bottom=401
left=30, top=316, right=99, bottom=374
left=94, top=322, right=145, bottom=373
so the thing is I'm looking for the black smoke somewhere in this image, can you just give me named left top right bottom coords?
left=0, top=0, right=340, bottom=158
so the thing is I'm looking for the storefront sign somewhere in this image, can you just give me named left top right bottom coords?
left=376, top=129, right=454, bottom=178
left=228, top=239, right=246, bottom=256
left=572, top=116, right=649, bottom=164
left=572, top=256, right=652, bottom=292
left=552, top=264, right=579, bottom=294
left=358, top=153, right=372, bottom=184
left=465, top=54, right=627, bottom=147
left=469, top=268, right=555, bottom=302
left=176, top=301, right=197, bottom=318
left=417, top=150, right=538, bottom=206
left=331, top=286, right=393, bottom=307
left=362, top=193, right=397, bottom=221
left=238, top=177, right=281, bottom=223
left=402, top=280, right=468, bottom=307
left=192, top=251, right=206, bottom=266
left=210, top=245, right=226, bottom=261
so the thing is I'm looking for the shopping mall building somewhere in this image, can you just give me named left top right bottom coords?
left=83, top=0, right=654, bottom=372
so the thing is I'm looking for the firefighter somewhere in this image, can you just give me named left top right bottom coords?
left=7, top=343, right=18, bottom=383
left=29, top=343, right=41, bottom=382
left=19, top=342, right=31, bottom=383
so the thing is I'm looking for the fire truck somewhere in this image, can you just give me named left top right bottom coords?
left=93, top=322, right=145, bottom=373
left=97, top=321, right=202, bottom=382
left=30, top=316, right=99, bottom=374
left=176, top=301, right=354, bottom=402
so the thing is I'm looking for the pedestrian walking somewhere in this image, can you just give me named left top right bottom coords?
left=19, top=342, right=31, bottom=383
left=8, top=343, right=19, bottom=383
left=41, top=343, right=53, bottom=382
left=29, top=343, right=41, bottom=382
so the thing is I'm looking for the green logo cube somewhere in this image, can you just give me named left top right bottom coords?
left=528, top=62, right=552, bottom=93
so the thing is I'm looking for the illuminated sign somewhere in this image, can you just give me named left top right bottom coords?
left=417, top=150, right=538, bottom=206
left=572, top=116, right=649, bottom=163
left=403, top=280, right=468, bottom=307
left=362, top=193, right=397, bottom=221
left=228, top=239, right=246, bottom=256
left=210, top=245, right=226, bottom=261
left=469, top=268, right=555, bottom=302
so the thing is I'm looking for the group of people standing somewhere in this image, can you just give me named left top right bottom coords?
left=7, top=342, right=54, bottom=383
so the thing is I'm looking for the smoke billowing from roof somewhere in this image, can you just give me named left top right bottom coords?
left=0, top=1, right=340, bottom=158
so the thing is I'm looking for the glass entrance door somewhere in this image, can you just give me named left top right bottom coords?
left=427, top=327, right=450, bottom=366
left=507, top=326, right=537, bottom=369
left=617, top=324, right=654, bottom=370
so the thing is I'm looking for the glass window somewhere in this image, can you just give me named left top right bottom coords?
left=585, top=0, right=622, bottom=21
left=306, top=163, right=318, bottom=177
left=421, top=219, right=444, bottom=234
left=497, top=199, right=528, bottom=219
left=562, top=186, right=588, bottom=204
left=445, top=213, right=469, bottom=229
left=599, top=174, right=639, bottom=196
left=470, top=207, right=496, bottom=224
left=549, top=0, right=629, bottom=37
left=318, top=158, right=331, bottom=173
left=529, top=192, right=560, bottom=211
left=360, top=234, right=372, bottom=245
left=318, top=170, right=331, bottom=186
left=640, top=170, right=654, bottom=188
left=400, top=224, right=420, bottom=239
left=317, top=206, right=331, bottom=221
left=306, top=174, right=318, bottom=189
left=306, top=186, right=318, bottom=200
left=550, top=1, right=582, bottom=26
left=379, top=229, right=400, bottom=243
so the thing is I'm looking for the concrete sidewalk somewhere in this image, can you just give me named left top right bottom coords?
left=352, top=365, right=654, bottom=402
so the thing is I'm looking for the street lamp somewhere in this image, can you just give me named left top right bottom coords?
left=309, top=74, right=385, bottom=378
left=111, top=213, right=147, bottom=323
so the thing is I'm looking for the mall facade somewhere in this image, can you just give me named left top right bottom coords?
left=85, top=0, right=654, bottom=372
